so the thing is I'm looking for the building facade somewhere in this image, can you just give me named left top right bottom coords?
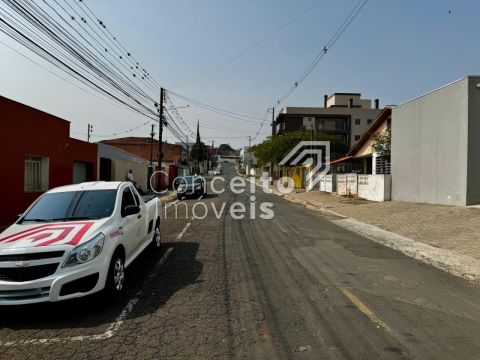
left=97, top=143, right=149, bottom=192
left=331, top=106, right=392, bottom=174
left=101, top=137, right=187, bottom=166
left=0, top=96, right=97, bottom=225
left=391, top=76, right=480, bottom=206
left=275, top=93, right=382, bottom=149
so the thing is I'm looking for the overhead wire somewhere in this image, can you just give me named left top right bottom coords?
left=274, top=0, right=369, bottom=108
left=0, top=0, right=161, bottom=123
left=172, top=0, right=324, bottom=89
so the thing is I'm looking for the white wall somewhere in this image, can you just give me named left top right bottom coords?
left=337, top=174, right=347, bottom=195
left=358, top=175, right=391, bottom=202
left=391, top=77, right=472, bottom=205
left=346, top=174, right=358, bottom=196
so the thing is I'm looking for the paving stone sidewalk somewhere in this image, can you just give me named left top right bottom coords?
left=284, top=190, right=480, bottom=261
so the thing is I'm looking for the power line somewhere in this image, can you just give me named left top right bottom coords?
left=168, top=90, right=266, bottom=124
left=0, top=0, right=164, bottom=126
left=172, top=0, right=323, bottom=89
left=252, top=108, right=271, bottom=141
left=76, top=0, right=161, bottom=89
left=0, top=38, right=157, bottom=118
left=274, top=0, right=369, bottom=108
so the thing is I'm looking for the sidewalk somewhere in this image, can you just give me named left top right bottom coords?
left=269, top=186, right=480, bottom=284
left=158, top=190, right=177, bottom=203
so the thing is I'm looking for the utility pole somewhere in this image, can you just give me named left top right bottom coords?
left=248, top=135, right=252, bottom=174
left=269, top=107, right=275, bottom=183
left=158, top=87, right=165, bottom=188
left=211, top=140, right=215, bottom=169
left=270, top=107, right=275, bottom=136
left=149, top=124, right=155, bottom=190
left=207, top=142, right=210, bottom=171
left=87, top=123, right=93, bottom=143
left=149, top=124, right=155, bottom=168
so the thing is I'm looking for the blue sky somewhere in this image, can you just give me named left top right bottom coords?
left=1, top=0, right=479, bottom=148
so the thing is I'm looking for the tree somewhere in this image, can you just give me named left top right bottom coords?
left=190, top=141, right=207, bottom=161
left=218, top=144, right=234, bottom=153
left=250, top=130, right=348, bottom=166
left=371, top=128, right=391, bottom=157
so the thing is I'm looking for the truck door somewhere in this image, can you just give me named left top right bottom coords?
left=119, top=186, right=143, bottom=258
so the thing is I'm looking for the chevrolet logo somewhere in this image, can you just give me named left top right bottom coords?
left=15, top=261, right=29, bottom=267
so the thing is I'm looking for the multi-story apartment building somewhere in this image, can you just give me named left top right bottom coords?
left=275, top=93, right=382, bottom=149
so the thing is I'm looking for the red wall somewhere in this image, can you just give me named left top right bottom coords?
left=0, top=97, right=97, bottom=226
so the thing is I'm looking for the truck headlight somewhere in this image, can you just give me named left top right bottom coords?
left=63, top=233, right=105, bottom=267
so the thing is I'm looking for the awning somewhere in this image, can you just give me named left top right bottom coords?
left=330, top=156, right=352, bottom=165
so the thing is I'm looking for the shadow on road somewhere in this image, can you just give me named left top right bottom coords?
left=0, top=241, right=202, bottom=331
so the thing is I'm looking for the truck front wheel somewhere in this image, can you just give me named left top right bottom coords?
left=105, top=251, right=126, bottom=296
left=151, top=223, right=161, bottom=249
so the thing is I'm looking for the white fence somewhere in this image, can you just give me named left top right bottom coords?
left=347, top=174, right=358, bottom=196
left=336, top=174, right=357, bottom=196
left=319, top=175, right=336, bottom=192
left=336, top=174, right=347, bottom=195
left=358, top=174, right=391, bottom=201
left=321, top=173, right=391, bottom=202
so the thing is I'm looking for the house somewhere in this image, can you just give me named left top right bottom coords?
left=330, top=106, right=392, bottom=174
left=0, top=96, right=97, bottom=225
left=101, top=137, right=188, bottom=167
left=97, top=143, right=149, bottom=192
left=101, top=137, right=189, bottom=184
left=240, top=146, right=258, bottom=175
left=391, top=76, right=480, bottom=206
left=275, top=93, right=382, bottom=149
left=324, top=106, right=393, bottom=201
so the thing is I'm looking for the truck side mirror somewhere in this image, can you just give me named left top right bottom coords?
left=122, top=205, right=140, bottom=217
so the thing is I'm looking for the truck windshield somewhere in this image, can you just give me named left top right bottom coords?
left=21, top=190, right=117, bottom=223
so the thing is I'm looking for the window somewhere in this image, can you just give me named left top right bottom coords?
left=355, top=118, right=361, bottom=125
left=354, top=135, right=361, bottom=141
left=335, top=119, right=346, bottom=131
left=121, top=187, right=136, bottom=210
left=24, top=155, right=49, bottom=193
left=367, top=118, right=373, bottom=125
left=21, top=190, right=117, bottom=222
left=131, top=186, right=141, bottom=205
left=376, top=156, right=391, bottom=175
left=324, top=119, right=336, bottom=131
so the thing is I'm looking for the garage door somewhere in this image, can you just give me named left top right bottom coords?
left=73, top=161, right=88, bottom=184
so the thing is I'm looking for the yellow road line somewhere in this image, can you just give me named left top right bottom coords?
left=340, top=287, right=393, bottom=333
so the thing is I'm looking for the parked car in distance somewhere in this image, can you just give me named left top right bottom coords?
left=213, top=167, right=222, bottom=176
left=0, top=181, right=161, bottom=305
left=175, top=176, right=207, bottom=200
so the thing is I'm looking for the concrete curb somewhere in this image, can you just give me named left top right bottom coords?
left=158, top=192, right=177, bottom=204
left=273, top=188, right=480, bottom=285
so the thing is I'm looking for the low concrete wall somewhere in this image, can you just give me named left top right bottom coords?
left=325, top=175, right=336, bottom=193
left=337, top=174, right=347, bottom=195
left=358, top=174, right=391, bottom=202
left=336, top=173, right=358, bottom=196
left=319, top=176, right=326, bottom=191
left=347, top=174, right=358, bottom=196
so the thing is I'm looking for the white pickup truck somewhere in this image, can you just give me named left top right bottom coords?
left=0, top=181, right=161, bottom=305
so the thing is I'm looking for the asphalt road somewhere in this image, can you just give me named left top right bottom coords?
left=2, top=164, right=480, bottom=359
